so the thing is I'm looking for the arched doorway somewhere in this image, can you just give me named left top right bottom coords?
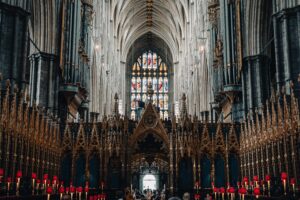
left=142, top=174, right=157, bottom=190
left=130, top=132, right=169, bottom=193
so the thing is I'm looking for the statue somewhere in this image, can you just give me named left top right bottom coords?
left=215, top=39, right=223, bottom=58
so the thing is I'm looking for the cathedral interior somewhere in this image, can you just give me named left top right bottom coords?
left=0, top=0, right=300, bottom=199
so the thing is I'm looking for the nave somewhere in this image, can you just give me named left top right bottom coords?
left=0, top=0, right=300, bottom=199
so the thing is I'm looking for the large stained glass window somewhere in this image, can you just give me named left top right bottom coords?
left=130, top=51, right=169, bottom=120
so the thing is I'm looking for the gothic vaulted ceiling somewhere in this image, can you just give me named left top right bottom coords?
left=112, top=0, right=189, bottom=63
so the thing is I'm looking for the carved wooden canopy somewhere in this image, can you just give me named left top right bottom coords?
left=129, top=102, right=169, bottom=149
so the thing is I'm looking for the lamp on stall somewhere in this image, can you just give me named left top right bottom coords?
left=226, top=183, right=230, bottom=199
left=239, top=187, right=247, bottom=200
left=237, top=181, right=241, bottom=189
left=65, top=187, right=69, bottom=194
left=219, top=187, right=225, bottom=200
left=70, top=185, right=75, bottom=199
left=46, top=186, right=53, bottom=200
left=31, top=173, right=37, bottom=195
left=85, top=182, right=89, bottom=199
left=213, top=187, right=218, bottom=199
left=253, top=176, right=259, bottom=187
left=228, top=187, right=235, bottom=200
left=77, top=186, right=83, bottom=200
left=59, top=185, right=65, bottom=200
left=290, top=178, right=296, bottom=195
left=16, top=170, right=22, bottom=195
left=43, top=174, right=48, bottom=189
left=281, top=172, right=288, bottom=195
left=265, top=175, right=271, bottom=196
left=53, top=175, right=58, bottom=189
left=243, top=177, right=249, bottom=189
left=253, top=187, right=260, bottom=199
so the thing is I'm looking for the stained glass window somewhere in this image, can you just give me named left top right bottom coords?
left=130, top=51, right=169, bottom=120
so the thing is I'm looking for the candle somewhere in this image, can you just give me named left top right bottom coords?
left=243, top=177, right=249, bottom=190
left=228, top=187, right=235, bottom=200
left=70, top=186, right=75, bottom=199
left=59, top=186, right=65, bottom=200
left=253, top=176, right=259, bottom=187
left=85, top=186, right=89, bottom=200
left=43, top=174, right=48, bottom=191
left=219, top=187, right=225, bottom=200
left=32, top=179, right=35, bottom=194
left=253, top=187, right=260, bottom=199
left=283, top=179, right=286, bottom=195
left=31, top=173, right=36, bottom=195
left=77, top=187, right=83, bottom=200
left=53, top=175, right=58, bottom=189
left=240, top=187, right=247, bottom=200
left=265, top=175, right=271, bottom=196
left=213, top=187, right=218, bottom=199
left=291, top=178, right=296, bottom=195
left=7, top=177, right=11, bottom=195
left=281, top=172, right=287, bottom=195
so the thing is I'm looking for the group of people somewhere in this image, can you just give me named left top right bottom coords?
left=123, top=188, right=166, bottom=200
left=122, top=189, right=213, bottom=200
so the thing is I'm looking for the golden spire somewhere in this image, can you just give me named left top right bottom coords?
left=113, top=93, right=119, bottom=117
left=270, top=98, right=278, bottom=139
left=283, top=91, right=291, bottom=132
left=62, top=120, right=72, bottom=151
left=214, top=122, right=225, bottom=154
left=180, top=93, right=188, bottom=118
left=9, top=85, right=18, bottom=132
left=75, top=119, right=86, bottom=150
left=290, top=82, right=299, bottom=133
left=16, top=90, right=24, bottom=135
left=1, top=80, right=10, bottom=128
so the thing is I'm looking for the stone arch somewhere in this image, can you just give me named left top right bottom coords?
left=29, top=0, right=58, bottom=54
left=114, top=0, right=188, bottom=62
left=243, top=0, right=273, bottom=57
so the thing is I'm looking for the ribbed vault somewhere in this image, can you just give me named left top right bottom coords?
left=112, top=0, right=188, bottom=62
